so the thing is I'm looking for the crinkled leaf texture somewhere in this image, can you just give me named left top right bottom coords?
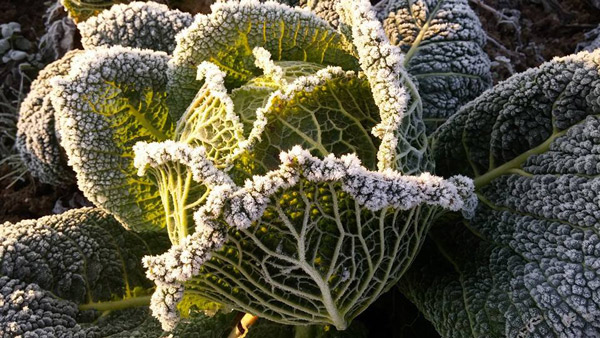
left=136, top=1, right=475, bottom=332
left=0, top=208, right=168, bottom=336
left=78, top=2, right=193, bottom=54
left=17, top=1, right=192, bottom=186
left=16, top=50, right=82, bottom=185
left=51, top=47, right=174, bottom=232
left=374, top=0, right=492, bottom=125
left=401, top=49, right=600, bottom=337
left=166, top=0, right=359, bottom=119
left=0, top=208, right=256, bottom=337
left=44, top=0, right=476, bottom=332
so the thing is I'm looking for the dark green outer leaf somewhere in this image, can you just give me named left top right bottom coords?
left=376, top=0, right=492, bottom=124
left=78, top=2, right=194, bottom=53
left=0, top=207, right=170, bottom=336
left=15, top=50, right=83, bottom=185
left=401, top=50, right=600, bottom=337
left=0, top=207, right=245, bottom=337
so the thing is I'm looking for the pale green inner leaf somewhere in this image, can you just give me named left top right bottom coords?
left=81, top=83, right=174, bottom=232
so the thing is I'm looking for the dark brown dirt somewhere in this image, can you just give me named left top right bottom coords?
left=0, top=0, right=48, bottom=85
left=0, top=164, right=84, bottom=223
left=472, top=0, right=600, bottom=82
left=168, top=0, right=213, bottom=14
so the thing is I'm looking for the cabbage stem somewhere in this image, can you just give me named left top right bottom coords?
left=473, top=128, right=566, bottom=189
left=227, top=313, right=259, bottom=338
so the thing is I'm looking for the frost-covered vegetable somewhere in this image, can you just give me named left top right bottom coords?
left=0, top=207, right=295, bottom=337
left=52, top=46, right=172, bottom=231
left=16, top=2, right=191, bottom=185
left=9, top=0, right=600, bottom=336
left=47, top=0, right=477, bottom=331
left=0, top=206, right=366, bottom=337
left=0, top=208, right=169, bottom=336
left=0, top=208, right=252, bottom=338
left=15, top=49, right=82, bottom=185
left=78, top=2, right=194, bottom=53
left=60, top=0, right=213, bottom=23
left=400, top=49, right=600, bottom=337
left=374, top=0, right=492, bottom=124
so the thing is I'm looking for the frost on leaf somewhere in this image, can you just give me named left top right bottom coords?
left=175, top=61, right=248, bottom=166
left=78, top=2, right=193, bottom=54
left=51, top=46, right=174, bottom=232
left=15, top=50, right=82, bottom=185
left=142, top=144, right=475, bottom=330
left=167, top=0, right=358, bottom=119
left=302, top=0, right=341, bottom=28
left=0, top=276, right=88, bottom=337
left=337, top=0, right=413, bottom=171
left=375, top=0, right=492, bottom=125
left=402, top=49, right=600, bottom=337
left=0, top=207, right=165, bottom=303
left=0, top=208, right=170, bottom=337
left=125, top=1, right=465, bottom=330
left=133, top=141, right=233, bottom=244
left=234, top=65, right=385, bottom=173
left=33, top=0, right=485, bottom=331
left=336, top=0, right=429, bottom=173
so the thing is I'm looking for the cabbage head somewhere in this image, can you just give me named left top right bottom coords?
left=48, top=0, right=477, bottom=331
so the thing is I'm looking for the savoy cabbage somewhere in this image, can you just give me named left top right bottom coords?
left=7, top=0, right=600, bottom=337
left=49, top=0, right=476, bottom=330
left=374, top=0, right=492, bottom=124
left=0, top=208, right=169, bottom=336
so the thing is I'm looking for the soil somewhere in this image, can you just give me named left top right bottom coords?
left=0, top=165, right=84, bottom=223
left=0, top=0, right=46, bottom=42
left=472, top=0, right=600, bottom=82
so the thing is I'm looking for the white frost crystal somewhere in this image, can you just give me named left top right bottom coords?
left=133, top=141, right=234, bottom=187
left=15, top=50, right=83, bottom=185
left=252, top=47, right=287, bottom=86
left=39, top=0, right=487, bottom=332
left=374, top=0, right=491, bottom=121
left=51, top=46, right=171, bottom=232
left=148, top=283, right=185, bottom=331
left=167, top=0, right=358, bottom=118
left=78, top=1, right=193, bottom=53
left=337, top=0, right=411, bottom=170
left=142, top=144, right=475, bottom=330
left=405, top=49, right=600, bottom=337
